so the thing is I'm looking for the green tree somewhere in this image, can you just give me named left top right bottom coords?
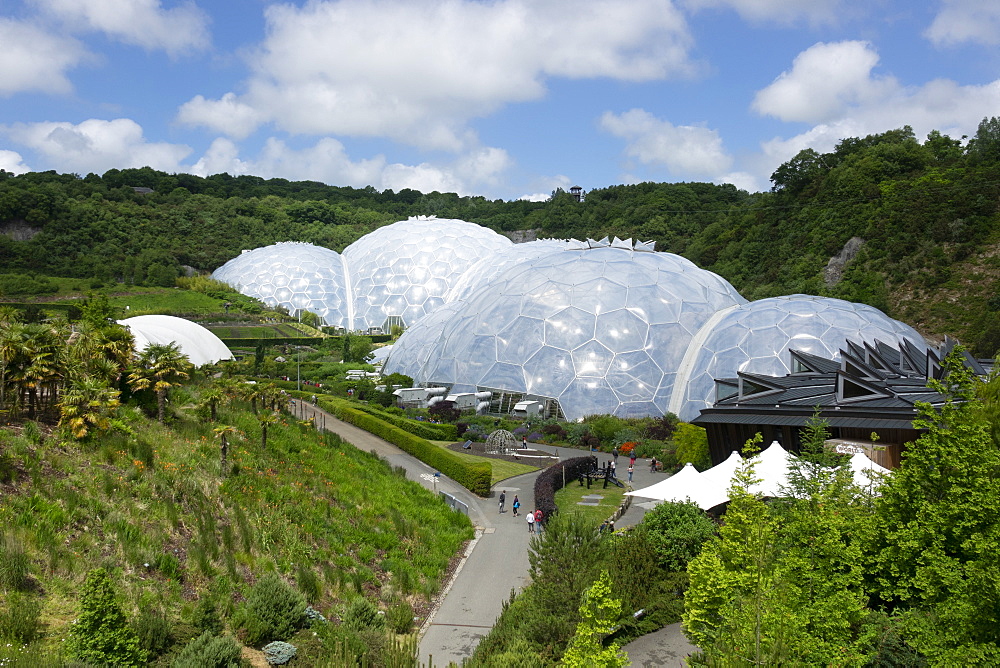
left=68, top=568, right=146, bottom=667
left=871, top=351, right=1000, bottom=663
left=560, top=570, right=629, bottom=667
left=672, top=423, right=710, bottom=470
left=640, top=500, right=716, bottom=572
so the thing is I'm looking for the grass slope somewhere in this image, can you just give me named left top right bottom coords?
left=0, top=388, right=472, bottom=664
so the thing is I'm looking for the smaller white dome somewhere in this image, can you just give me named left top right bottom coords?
left=119, top=315, right=233, bottom=366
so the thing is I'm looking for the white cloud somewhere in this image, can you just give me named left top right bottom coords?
left=176, top=93, right=267, bottom=139
left=190, top=136, right=512, bottom=196
left=0, top=150, right=31, bottom=174
left=714, top=171, right=760, bottom=193
left=32, top=0, right=210, bottom=55
left=600, top=109, right=733, bottom=176
left=519, top=174, right=573, bottom=201
left=182, top=0, right=694, bottom=148
left=5, top=118, right=192, bottom=174
left=752, top=41, right=893, bottom=123
left=682, top=0, right=845, bottom=25
left=925, top=0, right=1000, bottom=47
left=0, top=18, right=89, bottom=96
left=750, top=41, right=1000, bottom=186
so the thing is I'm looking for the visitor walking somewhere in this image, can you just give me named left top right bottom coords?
left=522, top=435, right=528, bottom=449
left=498, top=490, right=506, bottom=514
left=512, top=495, right=520, bottom=517
left=527, top=511, right=535, bottom=533
left=629, top=454, right=636, bottom=469
left=650, top=457, right=657, bottom=473
left=610, top=459, right=616, bottom=479
left=612, top=447, right=619, bottom=462
left=627, top=464, right=634, bottom=483
left=534, top=509, right=543, bottom=532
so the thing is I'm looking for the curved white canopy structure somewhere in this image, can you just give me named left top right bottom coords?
left=119, top=315, right=233, bottom=366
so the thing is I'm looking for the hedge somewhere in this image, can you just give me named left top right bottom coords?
left=533, top=456, right=598, bottom=524
left=321, top=398, right=491, bottom=497
left=336, top=400, right=458, bottom=441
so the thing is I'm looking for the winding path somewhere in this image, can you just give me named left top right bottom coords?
left=292, top=401, right=695, bottom=666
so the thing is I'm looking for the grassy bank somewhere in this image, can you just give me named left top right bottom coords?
left=0, top=387, right=473, bottom=665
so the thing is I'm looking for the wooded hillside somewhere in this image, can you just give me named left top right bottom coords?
left=2, top=120, right=999, bottom=356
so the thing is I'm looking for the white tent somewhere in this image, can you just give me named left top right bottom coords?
left=626, top=463, right=730, bottom=510
left=746, top=441, right=796, bottom=498
left=848, top=451, right=891, bottom=489
left=701, top=450, right=743, bottom=492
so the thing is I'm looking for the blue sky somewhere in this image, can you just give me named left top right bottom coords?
left=2, top=0, right=999, bottom=200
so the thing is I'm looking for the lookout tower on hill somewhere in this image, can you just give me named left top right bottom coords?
left=570, top=185, right=584, bottom=202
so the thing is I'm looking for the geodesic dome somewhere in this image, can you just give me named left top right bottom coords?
left=343, top=216, right=513, bottom=331
left=670, top=295, right=927, bottom=421
left=119, top=315, right=233, bottom=366
left=447, top=239, right=574, bottom=303
left=384, top=242, right=748, bottom=421
left=212, top=242, right=350, bottom=327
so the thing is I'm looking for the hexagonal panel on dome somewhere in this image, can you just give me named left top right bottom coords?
left=212, top=242, right=350, bottom=327
left=344, top=216, right=513, bottom=330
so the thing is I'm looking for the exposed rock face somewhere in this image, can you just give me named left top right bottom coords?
left=0, top=219, right=40, bottom=241
left=824, top=236, right=865, bottom=287
left=503, top=229, right=538, bottom=243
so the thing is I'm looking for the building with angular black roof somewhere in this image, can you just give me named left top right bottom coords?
left=694, top=338, right=994, bottom=469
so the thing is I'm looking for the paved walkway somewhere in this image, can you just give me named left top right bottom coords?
left=291, top=401, right=696, bottom=666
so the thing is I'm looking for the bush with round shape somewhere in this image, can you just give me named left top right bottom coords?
left=263, top=641, right=297, bottom=665
left=171, top=631, right=242, bottom=668
left=342, top=597, right=384, bottom=631
left=241, top=572, right=307, bottom=646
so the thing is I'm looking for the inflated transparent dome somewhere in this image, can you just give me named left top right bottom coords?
left=212, top=242, right=350, bottom=327
left=447, top=239, right=574, bottom=302
left=670, top=295, right=928, bottom=421
left=343, top=216, right=513, bottom=331
left=384, top=244, right=748, bottom=421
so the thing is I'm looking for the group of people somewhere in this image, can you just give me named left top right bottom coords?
left=498, top=491, right=544, bottom=533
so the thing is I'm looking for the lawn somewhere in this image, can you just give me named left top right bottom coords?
left=430, top=441, right=538, bottom=485
left=206, top=324, right=306, bottom=338
left=554, top=476, right=629, bottom=526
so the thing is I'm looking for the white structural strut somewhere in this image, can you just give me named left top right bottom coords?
left=667, top=303, right=743, bottom=417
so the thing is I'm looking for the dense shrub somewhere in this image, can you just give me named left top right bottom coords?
left=191, top=597, right=223, bottom=635
left=172, top=632, right=243, bottom=668
left=325, top=399, right=491, bottom=496
left=386, top=600, right=414, bottom=634
left=342, top=597, right=384, bottom=630
left=542, top=423, right=567, bottom=440
left=68, top=568, right=146, bottom=667
left=240, top=572, right=307, bottom=646
left=533, top=456, right=597, bottom=522
left=641, top=500, right=717, bottom=572
left=134, top=606, right=173, bottom=658
left=428, top=400, right=461, bottom=423
left=263, top=641, right=297, bottom=665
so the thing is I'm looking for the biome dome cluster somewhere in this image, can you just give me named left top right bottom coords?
left=213, top=218, right=926, bottom=422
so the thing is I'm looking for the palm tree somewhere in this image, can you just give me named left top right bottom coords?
left=201, top=385, right=225, bottom=422
left=213, top=425, right=240, bottom=476
left=7, top=323, right=65, bottom=419
left=257, top=411, right=279, bottom=450
left=58, top=377, right=121, bottom=440
left=127, top=343, right=192, bottom=423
